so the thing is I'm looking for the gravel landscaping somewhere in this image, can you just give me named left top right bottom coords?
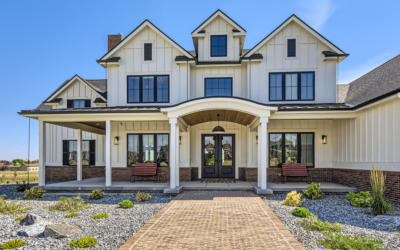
left=0, top=184, right=171, bottom=249
left=263, top=194, right=400, bottom=250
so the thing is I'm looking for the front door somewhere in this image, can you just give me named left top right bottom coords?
left=202, top=134, right=235, bottom=178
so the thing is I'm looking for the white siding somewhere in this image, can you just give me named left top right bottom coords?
left=55, top=79, right=98, bottom=108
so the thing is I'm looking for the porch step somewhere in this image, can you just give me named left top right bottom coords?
left=200, top=178, right=239, bottom=182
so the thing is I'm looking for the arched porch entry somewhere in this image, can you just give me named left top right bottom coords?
left=161, top=97, right=277, bottom=192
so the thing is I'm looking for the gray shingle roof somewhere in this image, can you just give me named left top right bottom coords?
left=345, top=54, right=400, bottom=106
left=337, top=84, right=349, bottom=103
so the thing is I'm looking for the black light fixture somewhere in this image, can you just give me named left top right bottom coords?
left=322, top=135, right=327, bottom=144
left=114, top=136, right=120, bottom=145
left=212, top=114, right=225, bottom=133
left=256, top=136, right=258, bottom=144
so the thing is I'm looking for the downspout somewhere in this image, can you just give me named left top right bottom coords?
left=249, top=58, right=251, bottom=99
left=187, top=60, right=189, bottom=100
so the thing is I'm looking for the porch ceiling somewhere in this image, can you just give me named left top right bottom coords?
left=79, top=122, right=106, bottom=130
left=181, top=109, right=256, bottom=126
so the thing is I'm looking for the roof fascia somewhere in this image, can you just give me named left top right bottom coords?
left=191, top=10, right=246, bottom=35
left=100, top=20, right=193, bottom=60
left=244, top=15, right=344, bottom=57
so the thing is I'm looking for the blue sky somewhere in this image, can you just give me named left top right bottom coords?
left=0, top=0, right=399, bottom=161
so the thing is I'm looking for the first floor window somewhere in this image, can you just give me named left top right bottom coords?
left=127, top=75, right=169, bottom=103
left=269, top=72, right=314, bottom=101
left=269, top=133, right=314, bottom=167
left=127, top=134, right=169, bottom=167
left=205, top=78, right=232, bottom=97
left=63, top=140, right=95, bottom=166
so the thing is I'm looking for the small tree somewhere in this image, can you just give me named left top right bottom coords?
left=14, top=171, right=18, bottom=179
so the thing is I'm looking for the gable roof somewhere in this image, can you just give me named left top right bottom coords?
left=345, top=54, right=400, bottom=107
left=99, top=20, right=194, bottom=61
left=243, top=14, right=346, bottom=57
left=191, top=9, right=246, bottom=34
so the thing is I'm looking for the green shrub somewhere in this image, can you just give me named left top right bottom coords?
left=0, top=239, right=26, bottom=249
left=319, top=231, right=383, bottom=250
left=49, top=195, right=92, bottom=212
left=135, top=191, right=151, bottom=202
left=345, top=191, right=373, bottom=207
left=88, top=189, right=104, bottom=200
left=91, top=213, right=108, bottom=219
left=24, top=186, right=46, bottom=199
left=16, top=184, right=31, bottom=193
left=302, top=183, right=324, bottom=200
left=292, top=208, right=311, bottom=218
left=370, top=165, right=395, bottom=215
left=64, top=213, right=79, bottom=218
left=282, top=191, right=304, bottom=207
left=119, top=200, right=134, bottom=209
left=67, top=237, right=97, bottom=248
left=0, top=195, right=31, bottom=215
left=301, top=215, right=342, bottom=232
left=14, top=215, right=26, bottom=221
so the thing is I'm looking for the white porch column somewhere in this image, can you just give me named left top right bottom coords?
left=257, top=125, right=262, bottom=188
left=260, top=118, right=268, bottom=190
left=77, top=129, right=82, bottom=181
left=38, top=120, right=46, bottom=186
left=105, top=120, right=112, bottom=187
left=175, top=124, right=180, bottom=187
left=169, top=119, right=178, bottom=189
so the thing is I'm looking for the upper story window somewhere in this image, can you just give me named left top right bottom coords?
left=127, top=75, right=169, bottom=103
left=287, top=39, right=296, bottom=57
left=210, top=35, right=227, bottom=57
left=269, top=72, right=314, bottom=101
left=144, top=43, right=152, bottom=61
left=205, top=78, right=232, bottom=97
left=67, top=100, right=91, bottom=108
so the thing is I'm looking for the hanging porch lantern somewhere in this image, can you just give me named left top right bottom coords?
left=212, top=114, right=225, bottom=133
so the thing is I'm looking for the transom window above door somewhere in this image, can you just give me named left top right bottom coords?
left=205, top=78, right=232, bottom=97
left=269, top=72, right=315, bottom=101
left=210, top=35, right=227, bottom=57
left=127, top=75, right=169, bottom=103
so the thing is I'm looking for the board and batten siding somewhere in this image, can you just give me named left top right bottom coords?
left=333, top=98, right=400, bottom=171
left=107, top=26, right=190, bottom=107
left=54, top=79, right=99, bottom=108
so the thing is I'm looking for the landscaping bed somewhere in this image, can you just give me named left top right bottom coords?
left=0, top=184, right=171, bottom=249
left=263, top=195, right=400, bottom=250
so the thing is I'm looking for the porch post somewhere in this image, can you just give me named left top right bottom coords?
left=105, top=120, right=112, bottom=187
left=38, top=119, right=46, bottom=186
left=77, top=129, right=82, bottom=181
left=169, top=119, right=177, bottom=189
left=260, top=118, right=268, bottom=190
left=175, top=124, right=180, bottom=187
left=257, top=125, right=262, bottom=187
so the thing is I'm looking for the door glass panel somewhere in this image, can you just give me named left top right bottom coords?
left=301, top=134, right=314, bottom=166
left=204, top=136, right=215, bottom=166
left=285, top=134, right=298, bottom=163
left=82, top=141, right=90, bottom=166
left=142, top=135, right=154, bottom=163
left=156, top=134, right=169, bottom=166
left=221, top=136, right=233, bottom=166
left=269, top=134, right=283, bottom=167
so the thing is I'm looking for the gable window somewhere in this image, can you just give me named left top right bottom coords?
left=269, top=72, right=314, bottom=101
left=205, top=78, right=232, bottom=97
left=127, top=134, right=169, bottom=167
left=62, top=140, right=95, bottom=166
left=287, top=39, right=296, bottom=57
left=144, top=43, right=152, bottom=61
left=269, top=133, right=314, bottom=167
left=127, top=75, right=169, bottom=103
left=67, top=100, right=91, bottom=108
left=210, top=35, right=227, bottom=57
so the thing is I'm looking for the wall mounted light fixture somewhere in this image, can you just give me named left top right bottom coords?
left=256, top=136, right=258, bottom=144
left=322, top=135, right=327, bottom=144
left=179, top=136, right=182, bottom=145
left=114, top=136, right=120, bottom=145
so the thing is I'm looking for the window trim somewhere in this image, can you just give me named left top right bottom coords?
left=210, top=35, right=228, bottom=57
left=268, top=72, right=315, bottom=101
left=204, top=77, right=233, bottom=97
left=268, top=132, right=315, bottom=168
left=126, top=75, right=170, bottom=103
left=127, top=133, right=170, bottom=167
left=63, top=140, right=95, bottom=166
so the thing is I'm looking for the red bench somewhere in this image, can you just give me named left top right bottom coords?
left=130, top=163, right=157, bottom=183
left=281, top=163, right=312, bottom=184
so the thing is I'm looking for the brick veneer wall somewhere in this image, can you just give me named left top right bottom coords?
left=111, top=167, right=199, bottom=182
left=45, top=166, right=105, bottom=182
left=238, top=168, right=332, bottom=182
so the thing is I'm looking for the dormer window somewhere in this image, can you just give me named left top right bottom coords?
left=287, top=39, right=296, bottom=57
left=144, top=43, right=152, bottom=61
left=67, top=100, right=91, bottom=108
left=210, top=35, right=227, bottom=57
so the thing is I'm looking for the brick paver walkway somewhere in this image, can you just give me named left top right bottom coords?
left=119, top=191, right=304, bottom=250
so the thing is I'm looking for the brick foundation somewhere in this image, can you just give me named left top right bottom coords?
left=111, top=167, right=199, bottom=182
left=45, top=166, right=105, bottom=182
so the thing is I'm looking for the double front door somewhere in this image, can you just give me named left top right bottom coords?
left=202, top=134, right=235, bottom=178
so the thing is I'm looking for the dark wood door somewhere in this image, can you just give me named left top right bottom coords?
left=202, top=134, right=235, bottom=178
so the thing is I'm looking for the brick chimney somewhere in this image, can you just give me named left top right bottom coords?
left=108, top=33, right=123, bottom=52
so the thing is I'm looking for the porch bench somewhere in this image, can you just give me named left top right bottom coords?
left=281, top=163, right=312, bottom=184
left=130, top=163, right=158, bottom=183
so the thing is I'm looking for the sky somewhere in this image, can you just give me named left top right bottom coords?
left=0, top=0, right=399, bottom=161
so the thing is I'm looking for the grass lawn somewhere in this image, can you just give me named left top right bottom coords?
left=0, top=171, right=39, bottom=184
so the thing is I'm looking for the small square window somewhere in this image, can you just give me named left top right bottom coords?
left=211, top=35, right=227, bottom=57
left=144, top=43, right=152, bottom=61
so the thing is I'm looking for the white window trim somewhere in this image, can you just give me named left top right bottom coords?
left=202, top=74, right=235, bottom=97
left=142, top=40, right=155, bottom=63
left=208, top=32, right=229, bottom=60
left=285, top=36, right=298, bottom=60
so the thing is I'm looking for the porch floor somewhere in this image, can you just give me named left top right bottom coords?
left=42, top=177, right=357, bottom=193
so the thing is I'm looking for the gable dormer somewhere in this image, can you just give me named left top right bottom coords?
left=192, top=10, right=246, bottom=62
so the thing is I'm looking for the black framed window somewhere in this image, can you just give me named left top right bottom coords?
left=62, top=140, right=95, bottom=166
left=67, top=100, right=91, bottom=108
left=127, top=134, right=169, bottom=167
left=287, top=39, right=296, bottom=57
left=144, top=43, right=152, bottom=61
left=127, top=75, right=169, bottom=103
left=205, top=78, right=232, bottom=97
left=269, top=133, right=314, bottom=167
left=211, top=35, right=227, bottom=57
left=269, top=72, right=314, bottom=101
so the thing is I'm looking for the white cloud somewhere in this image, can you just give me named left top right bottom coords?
left=338, top=53, right=393, bottom=85
left=295, top=0, right=336, bottom=31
